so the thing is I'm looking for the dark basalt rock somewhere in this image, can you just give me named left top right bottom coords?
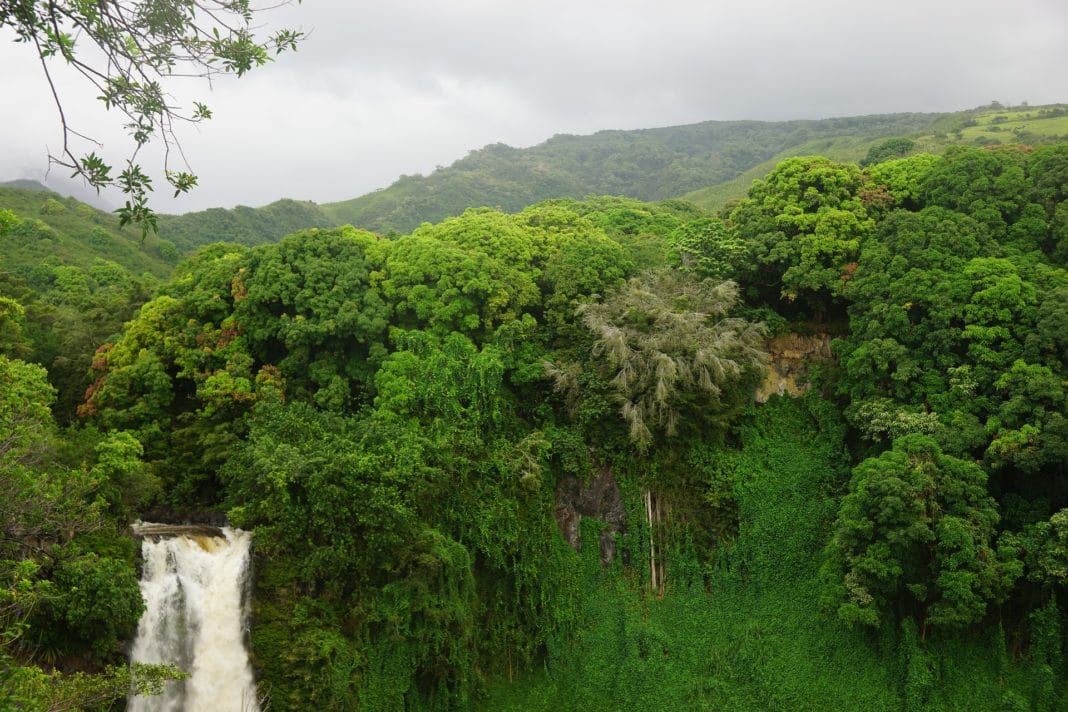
left=555, top=465, right=626, bottom=566
left=132, top=522, right=225, bottom=539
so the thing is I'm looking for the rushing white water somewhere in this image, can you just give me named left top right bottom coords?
left=129, top=525, right=260, bottom=712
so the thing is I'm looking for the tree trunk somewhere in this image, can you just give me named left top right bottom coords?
left=644, top=488, right=667, bottom=596
left=645, top=489, right=657, bottom=592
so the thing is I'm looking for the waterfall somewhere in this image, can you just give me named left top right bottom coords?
left=129, top=524, right=260, bottom=712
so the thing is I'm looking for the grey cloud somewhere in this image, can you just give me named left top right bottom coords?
left=1, top=0, right=1066, bottom=212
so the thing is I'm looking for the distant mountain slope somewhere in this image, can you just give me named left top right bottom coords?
left=153, top=104, right=1068, bottom=249
left=156, top=198, right=334, bottom=253
left=155, top=112, right=946, bottom=250
left=2, top=179, right=51, bottom=192
left=684, top=103, right=1068, bottom=211
left=319, top=113, right=944, bottom=234
left=1, top=175, right=117, bottom=211
left=0, top=185, right=174, bottom=278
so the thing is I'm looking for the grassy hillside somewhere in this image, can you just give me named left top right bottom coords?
left=320, top=113, right=943, bottom=234
left=147, top=105, right=1066, bottom=248
left=683, top=133, right=909, bottom=211
left=0, top=184, right=174, bottom=278
left=685, top=103, right=1068, bottom=212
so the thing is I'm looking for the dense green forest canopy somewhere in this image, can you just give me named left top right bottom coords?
left=3, top=140, right=1068, bottom=710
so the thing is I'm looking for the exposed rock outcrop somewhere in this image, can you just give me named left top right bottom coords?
left=555, top=465, right=625, bottom=566
left=132, top=522, right=226, bottom=540
left=755, top=333, right=832, bottom=403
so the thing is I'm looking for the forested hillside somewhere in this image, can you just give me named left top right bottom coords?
left=155, top=199, right=335, bottom=254
left=154, top=111, right=946, bottom=250
left=0, top=184, right=176, bottom=276
left=0, top=186, right=176, bottom=422
left=683, top=103, right=1068, bottom=211
left=3, top=142, right=1068, bottom=710
left=317, top=112, right=944, bottom=234
left=150, top=105, right=1068, bottom=253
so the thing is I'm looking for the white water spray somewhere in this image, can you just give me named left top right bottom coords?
left=129, top=524, right=259, bottom=712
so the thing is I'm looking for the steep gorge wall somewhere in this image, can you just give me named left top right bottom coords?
left=755, top=333, right=832, bottom=403
left=553, top=333, right=834, bottom=568
left=555, top=465, right=625, bottom=567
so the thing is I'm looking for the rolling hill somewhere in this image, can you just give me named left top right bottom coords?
left=15, top=104, right=1067, bottom=253
left=0, top=182, right=175, bottom=278
left=156, top=111, right=949, bottom=248
left=320, top=113, right=946, bottom=232
left=683, top=103, right=1068, bottom=211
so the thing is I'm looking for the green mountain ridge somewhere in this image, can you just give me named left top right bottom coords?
left=19, top=104, right=1063, bottom=255
left=156, top=198, right=335, bottom=254
left=0, top=184, right=174, bottom=278
left=1, top=179, right=51, bottom=192
left=10, top=104, right=1066, bottom=257
left=321, top=112, right=948, bottom=227
left=156, top=110, right=951, bottom=249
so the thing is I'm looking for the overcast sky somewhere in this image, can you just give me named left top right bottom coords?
left=2, top=0, right=1067, bottom=213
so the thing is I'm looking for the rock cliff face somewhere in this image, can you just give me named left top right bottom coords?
left=555, top=465, right=625, bottom=567
left=755, top=333, right=832, bottom=403
left=554, top=334, right=831, bottom=567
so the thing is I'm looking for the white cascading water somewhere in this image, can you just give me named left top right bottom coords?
left=129, top=525, right=260, bottom=712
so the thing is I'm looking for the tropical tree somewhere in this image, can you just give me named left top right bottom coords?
left=382, top=211, right=541, bottom=339
left=728, top=156, right=873, bottom=307
left=565, top=269, right=767, bottom=451
left=0, top=354, right=180, bottom=708
left=919, top=145, right=1030, bottom=238
left=670, top=217, right=746, bottom=281
left=823, top=435, right=1021, bottom=631
left=0, top=297, right=31, bottom=358
left=237, top=226, right=391, bottom=409
left=860, top=137, right=916, bottom=167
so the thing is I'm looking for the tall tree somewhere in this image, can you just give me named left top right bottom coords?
left=823, top=435, right=1021, bottom=631
left=566, top=269, right=767, bottom=451
left=729, top=156, right=873, bottom=309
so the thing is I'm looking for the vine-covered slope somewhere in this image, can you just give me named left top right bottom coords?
left=3, top=142, right=1067, bottom=710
